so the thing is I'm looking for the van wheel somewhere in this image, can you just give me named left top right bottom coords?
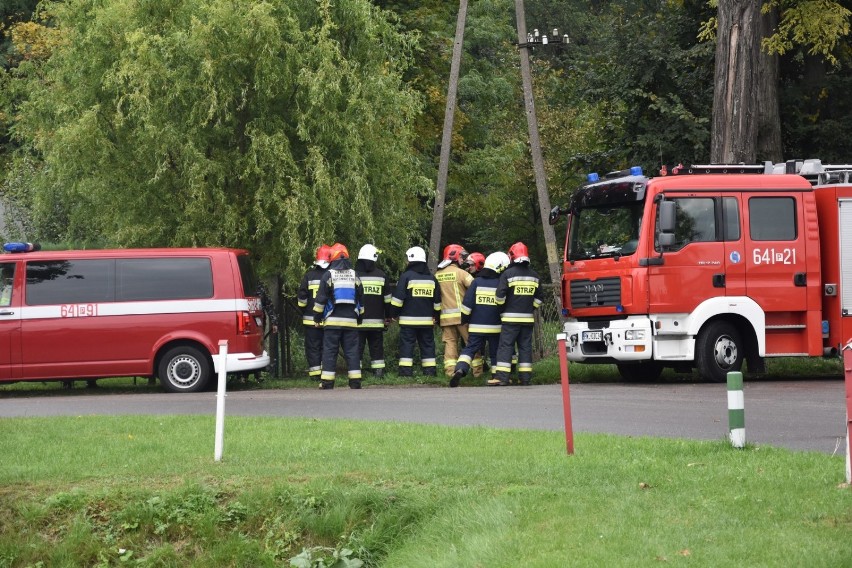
left=617, top=361, right=663, bottom=382
left=696, top=321, right=743, bottom=383
left=159, top=346, right=211, bottom=393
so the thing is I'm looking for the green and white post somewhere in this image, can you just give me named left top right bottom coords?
left=727, top=371, right=745, bottom=448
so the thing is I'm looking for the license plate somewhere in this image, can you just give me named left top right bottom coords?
left=582, top=330, right=603, bottom=342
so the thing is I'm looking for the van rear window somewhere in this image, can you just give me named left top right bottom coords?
left=237, top=254, right=258, bottom=297
left=25, top=258, right=214, bottom=305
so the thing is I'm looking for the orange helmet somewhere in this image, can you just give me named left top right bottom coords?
left=467, top=252, right=485, bottom=273
left=508, top=241, right=530, bottom=263
left=329, top=243, right=349, bottom=261
left=442, top=244, right=469, bottom=264
left=315, top=244, right=332, bottom=267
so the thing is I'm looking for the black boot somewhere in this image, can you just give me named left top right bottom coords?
left=319, top=380, right=335, bottom=390
left=449, top=369, right=464, bottom=388
left=349, top=379, right=362, bottom=389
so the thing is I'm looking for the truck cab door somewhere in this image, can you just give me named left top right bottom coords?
left=743, top=193, right=811, bottom=354
left=648, top=195, right=725, bottom=314
left=0, top=261, right=20, bottom=380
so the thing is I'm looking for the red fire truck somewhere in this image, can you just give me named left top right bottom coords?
left=549, top=159, right=852, bottom=382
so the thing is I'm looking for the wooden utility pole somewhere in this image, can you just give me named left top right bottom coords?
left=428, top=0, right=469, bottom=272
left=514, top=0, right=562, bottom=308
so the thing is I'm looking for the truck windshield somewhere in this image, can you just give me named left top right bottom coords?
left=567, top=202, right=644, bottom=260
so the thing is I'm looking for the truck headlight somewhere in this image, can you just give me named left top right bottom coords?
left=625, top=330, right=645, bottom=341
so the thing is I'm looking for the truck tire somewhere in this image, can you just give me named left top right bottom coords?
left=159, top=345, right=211, bottom=393
left=695, top=321, right=743, bottom=383
left=617, top=361, right=663, bottom=382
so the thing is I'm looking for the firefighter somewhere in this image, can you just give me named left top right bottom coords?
left=390, top=246, right=441, bottom=376
left=355, top=243, right=391, bottom=378
left=297, top=244, right=331, bottom=380
left=492, top=242, right=543, bottom=386
left=313, top=243, right=364, bottom=389
left=450, top=251, right=510, bottom=387
left=462, top=251, right=487, bottom=377
left=466, top=252, right=486, bottom=276
left=435, top=244, right=474, bottom=377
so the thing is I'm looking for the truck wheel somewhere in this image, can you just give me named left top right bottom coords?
left=696, top=321, right=743, bottom=383
left=617, top=361, right=663, bottom=382
left=159, top=346, right=211, bottom=393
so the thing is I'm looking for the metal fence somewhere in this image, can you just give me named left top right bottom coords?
left=262, top=279, right=563, bottom=378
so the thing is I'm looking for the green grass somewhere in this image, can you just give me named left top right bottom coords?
left=0, top=416, right=850, bottom=567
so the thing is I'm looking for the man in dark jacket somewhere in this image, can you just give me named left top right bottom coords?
left=493, top=242, right=543, bottom=386
left=297, top=244, right=330, bottom=380
left=389, top=246, right=441, bottom=377
left=313, top=243, right=364, bottom=389
left=450, top=251, right=509, bottom=387
left=355, top=244, right=391, bottom=378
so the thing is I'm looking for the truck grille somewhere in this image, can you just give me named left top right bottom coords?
left=570, top=277, right=621, bottom=308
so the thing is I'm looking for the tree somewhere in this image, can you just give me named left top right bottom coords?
left=4, top=0, right=430, bottom=283
left=707, top=0, right=851, bottom=162
left=710, top=0, right=762, bottom=163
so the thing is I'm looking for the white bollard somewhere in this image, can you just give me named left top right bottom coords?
left=844, top=343, right=851, bottom=483
left=214, top=340, right=228, bottom=462
left=727, top=371, right=745, bottom=448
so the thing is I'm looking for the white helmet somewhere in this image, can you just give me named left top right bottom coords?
left=485, top=251, right=511, bottom=273
left=358, top=244, right=379, bottom=261
left=406, top=246, right=427, bottom=263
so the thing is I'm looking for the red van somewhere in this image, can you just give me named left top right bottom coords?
left=0, top=245, right=270, bottom=392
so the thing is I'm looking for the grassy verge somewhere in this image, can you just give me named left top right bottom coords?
left=1, top=416, right=850, bottom=567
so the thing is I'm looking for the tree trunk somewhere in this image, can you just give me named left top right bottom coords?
left=756, top=6, right=782, bottom=162
left=711, top=0, right=762, bottom=164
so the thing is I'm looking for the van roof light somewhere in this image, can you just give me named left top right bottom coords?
left=587, top=172, right=599, bottom=183
left=3, top=242, right=41, bottom=253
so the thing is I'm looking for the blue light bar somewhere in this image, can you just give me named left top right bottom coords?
left=630, top=166, right=643, bottom=176
left=587, top=172, right=599, bottom=183
left=3, top=242, right=40, bottom=253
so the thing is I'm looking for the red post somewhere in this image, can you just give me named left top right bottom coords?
left=844, top=343, right=852, bottom=484
left=557, top=333, right=574, bottom=455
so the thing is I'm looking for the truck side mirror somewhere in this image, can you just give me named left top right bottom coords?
left=548, top=205, right=563, bottom=225
left=658, top=200, right=676, bottom=247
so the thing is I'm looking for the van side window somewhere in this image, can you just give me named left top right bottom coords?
left=117, top=258, right=213, bottom=301
left=26, top=260, right=115, bottom=305
left=749, top=197, right=797, bottom=241
left=0, top=263, right=14, bottom=306
left=656, top=197, right=717, bottom=252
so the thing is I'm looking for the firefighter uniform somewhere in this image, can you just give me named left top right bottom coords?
left=435, top=246, right=474, bottom=377
left=450, top=252, right=508, bottom=387
left=464, top=252, right=487, bottom=377
left=355, top=244, right=391, bottom=377
left=493, top=243, right=543, bottom=386
left=313, top=244, right=364, bottom=389
left=390, top=247, right=441, bottom=376
left=297, top=246, right=331, bottom=379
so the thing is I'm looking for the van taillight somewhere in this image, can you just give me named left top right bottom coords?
left=237, top=311, right=252, bottom=334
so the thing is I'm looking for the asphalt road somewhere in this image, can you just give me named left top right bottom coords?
left=1, top=379, right=847, bottom=454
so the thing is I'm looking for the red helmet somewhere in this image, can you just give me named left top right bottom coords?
left=467, top=252, right=485, bottom=273
left=329, top=243, right=349, bottom=261
left=315, top=244, right=332, bottom=266
left=508, top=241, right=530, bottom=263
left=442, top=244, right=469, bottom=264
